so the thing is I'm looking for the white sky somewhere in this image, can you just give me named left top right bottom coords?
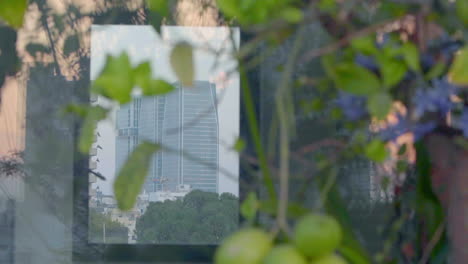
left=90, top=25, right=240, bottom=196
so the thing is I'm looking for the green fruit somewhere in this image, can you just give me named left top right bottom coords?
left=310, top=254, right=348, bottom=264
left=263, top=245, right=307, bottom=264
left=294, top=213, right=342, bottom=259
left=215, top=228, right=272, bottom=264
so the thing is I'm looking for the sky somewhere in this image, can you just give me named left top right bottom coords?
left=90, top=25, right=240, bottom=196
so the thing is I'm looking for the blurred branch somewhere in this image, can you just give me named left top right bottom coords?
left=301, top=14, right=413, bottom=63
left=275, top=25, right=307, bottom=234
left=418, top=220, right=446, bottom=264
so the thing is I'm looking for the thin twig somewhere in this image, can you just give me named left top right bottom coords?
left=275, top=26, right=307, bottom=235
left=418, top=220, right=445, bottom=264
left=300, top=15, right=412, bottom=63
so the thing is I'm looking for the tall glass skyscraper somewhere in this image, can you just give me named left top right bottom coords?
left=115, top=81, right=219, bottom=194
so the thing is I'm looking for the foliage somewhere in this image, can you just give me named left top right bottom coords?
left=89, top=208, right=129, bottom=243
left=0, top=0, right=27, bottom=28
left=114, top=142, right=160, bottom=211
left=170, top=42, right=194, bottom=87
left=3, top=0, right=468, bottom=263
left=135, top=190, right=238, bottom=244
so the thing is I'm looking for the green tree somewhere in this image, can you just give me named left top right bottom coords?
left=89, top=208, right=129, bottom=243
left=135, top=190, right=238, bottom=244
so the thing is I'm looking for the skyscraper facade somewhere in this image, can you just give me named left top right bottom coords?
left=115, top=81, right=219, bottom=194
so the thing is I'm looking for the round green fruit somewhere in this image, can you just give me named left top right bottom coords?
left=310, top=254, right=348, bottom=264
left=215, top=228, right=272, bottom=264
left=293, top=213, right=342, bottom=259
left=263, top=245, right=307, bottom=264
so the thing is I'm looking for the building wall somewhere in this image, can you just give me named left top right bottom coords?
left=161, top=81, right=219, bottom=193
left=115, top=81, right=219, bottom=194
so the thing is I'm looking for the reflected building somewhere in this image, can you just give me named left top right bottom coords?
left=115, top=81, right=219, bottom=194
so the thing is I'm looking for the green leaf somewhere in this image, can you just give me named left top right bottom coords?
left=114, top=142, right=160, bottom=211
left=133, top=61, right=151, bottom=88
left=321, top=54, right=336, bottom=79
left=401, top=42, right=421, bottom=72
left=448, top=46, right=468, bottom=85
left=258, top=199, right=309, bottom=219
left=351, top=35, right=378, bottom=55
left=147, top=0, right=169, bottom=16
left=170, top=42, right=194, bottom=87
left=339, top=245, right=370, bottom=264
left=398, top=144, right=407, bottom=155
left=63, top=104, right=88, bottom=118
left=280, top=7, right=303, bottom=23
left=367, top=92, right=393, bottom=119
left=425, top=62, right=446, bottom=80
left=133, top=62, right=174, bottom=95
left=365, top=139, right=388, bottom=162
left=0, top=0, right=27, bottom=28
left=79, top=106, right=109, bottom=153
left=456, top=0, right=468, bottom=25
left=377, top=55, right=407, bottom=88
left=318, top=0, right=337, bottom=13
left=146, top=0, right=171, bottom=33
left=144, top=79, right=174, bottom=96
left=333, top=63, right=381, bottom=95
left=240, top=192, right=258, bottom=222
left=92, top=53, right=134, bottom=104
left=216, top=0, right=242, bottom=21
left=233, top=138, right=246, bottom=152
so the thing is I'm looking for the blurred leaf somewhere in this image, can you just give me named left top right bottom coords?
left=144, top=79, right=174, bottom=96
left=233, top=138, right=246, bottom=152
left=170, top=42, right=194, bottom=87
left=133, top=61, right=151, bottom=88
left=456, top=0, right=468, bottom=25
left=240, top=192, right=258, bottom=222
left=79, top=106, right=109, bottom=153
left=448, top=46, right=468, bottom=85
left=258, top=199, right=309, bottom=218
left=365, top=139, right=388, bottom=162
left=0, top=0, right=27, bottom=28
left=147, top=0, right=169, bottom=16
left=339, top=245, right=370, bottom=264
left=377, top=55, right=407, bottom=88
left=316, top=180, right=371, bottom=264
left=396, top=160, right=408, bottom=172
left=367, top=92, right=392, bottom=119
left=318, top=0, right=337, bottom=13
left=281, top=7, right=303, bottom=23
left=425, top=62, right=446, bottom=80
left=401, top=42, right=421, bottom=72
left=398, top=144, right=407, bottom=155
left=133, top=61, right=174, bottom=96
left=92, top=53, right=134, bottom=104
left=114, top=142, right=160, bottom=211
left=63, top=104, right=88, bottom=118
left=415, top=142, right=445, bottom=249
left=63, top=35, right=79, bottom=56
left=333, top=63, right=381, bottom=95
left=351, top=35, right=378, bottom=55
left=216, top=0, right=242, bottom=21
left=146, top=0, right=171, bottom=33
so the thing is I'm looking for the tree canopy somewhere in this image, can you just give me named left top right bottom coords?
left=135, top=190, right=238, bottom=244
left=89, top=208, right=129, bottom=244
